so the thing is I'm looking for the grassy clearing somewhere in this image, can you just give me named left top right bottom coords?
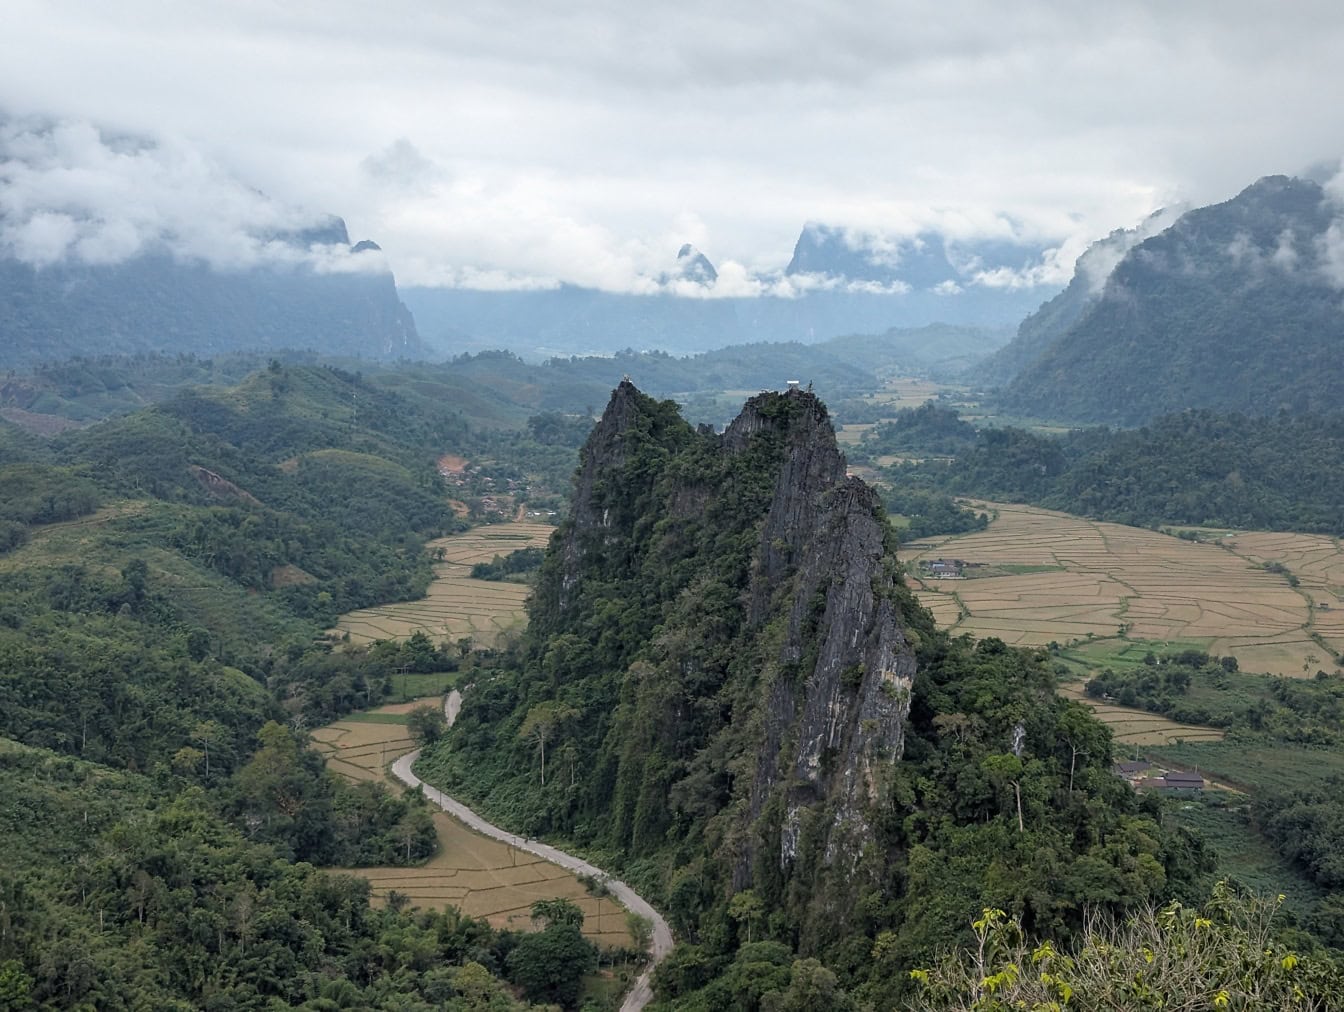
left=1052, top=638, right=1212, bottom=678
left=314, top=699, right=635, bottom=949
left=1161, top=794, right=1323, bottom=909
left=340, top=712, right=409, bottom=725
left=965, top=562, right=1068, bottom=578
left=379, top=674, right=461, bottom=704
left=332, top=523, right=554, bottom=648
left=907, top=502, right=1330, bottom=677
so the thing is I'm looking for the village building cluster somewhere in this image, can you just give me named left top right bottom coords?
left=1112, top=759, right=1205, bottom=792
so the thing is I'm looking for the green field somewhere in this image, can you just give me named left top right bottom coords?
left=1054, top=637, right=1214, bottom=676
left=1163, top=794, right=1323, bottom=907
left=385, top=671, right=461, bottom=702
left=339, top=711, right=410, bottom=725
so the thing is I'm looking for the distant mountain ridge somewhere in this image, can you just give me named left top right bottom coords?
left=0, top=116, right=423, bottom=368
left=993, top=175, right=1344, bottom=423
left=785, top=221, right=1048, bottom=291
left=975, top=208, right=1183, bottom=386
left=0, top=218, right=422, bottom=368
left=403, top=224, right=1056, bottom=360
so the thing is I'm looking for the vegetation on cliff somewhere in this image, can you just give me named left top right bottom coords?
left=418, top=382, right=1212, bottom=1006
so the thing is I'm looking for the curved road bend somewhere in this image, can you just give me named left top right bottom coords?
left=390, top=690, right=674, bottom=1012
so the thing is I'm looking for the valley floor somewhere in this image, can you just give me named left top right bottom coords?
left=905, top=501, right=1342, bottom=678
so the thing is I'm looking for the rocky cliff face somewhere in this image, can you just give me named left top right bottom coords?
left=530, top=381, right=921, bottom=925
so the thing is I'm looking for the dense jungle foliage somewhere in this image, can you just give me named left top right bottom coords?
left=0, top=739, right=538, bottom=1010
left=0, top=359, right=598, bottom=1009
left=1081, top=651, right=1344, bottom=945
left=880, top=404, right=1344, bottom=536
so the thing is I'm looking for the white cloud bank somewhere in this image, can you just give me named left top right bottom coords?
left=0, top=117, right=384, bottom=273
left=2, top=2, right=1343, bottom=291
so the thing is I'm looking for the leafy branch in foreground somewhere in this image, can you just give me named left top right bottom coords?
left=906, top=882, right=1341, bottom=1010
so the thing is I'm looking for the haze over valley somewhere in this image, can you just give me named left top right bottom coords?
left=7, top=3, right=1344, bottom=1009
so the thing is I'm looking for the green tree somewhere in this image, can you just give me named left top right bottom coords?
left=530, top=896, right=585, bottom=930
left=762, top=958, right=856, bottom=1012
left=626, top=911, right=654, bottom=954
left=0, top=960, right=34, bottom=1011
left=506, top=923, right=596, bottom=1008
left=908, top=885, right=1342, bottom=1010
left=518, top=701, right=577, bottom=787
left=406, top=704, right=448, bottom=745
left=728, top=889, right=766, bottom=943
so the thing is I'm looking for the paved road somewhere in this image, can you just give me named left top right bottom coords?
left=388, top=690, right=673, bottom=1012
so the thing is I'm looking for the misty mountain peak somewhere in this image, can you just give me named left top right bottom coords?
left=268, top=215, right=351, bottom=249
left=668, top=243, right=718, bottom=285
left=784, top=221, right=1054, bottom=294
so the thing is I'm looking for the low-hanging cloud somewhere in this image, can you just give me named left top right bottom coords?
left=1069, top=205, right=1187, bottom=295
left=1315, top=165, right=1344, bottom=289
left=0, top=116, right=382, bottom=273
left=4, top=3, right=1344, bottom=297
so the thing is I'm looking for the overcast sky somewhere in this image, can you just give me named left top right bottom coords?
left=2, top=0, right=1343, bottom=291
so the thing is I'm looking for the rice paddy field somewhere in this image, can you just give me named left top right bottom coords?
left=1055, top=679, right=1225, bottom=748
left=1217, top=530, right=1344, bottom=668
left=332, top=523, right=555, bottom=648
left=312, top=702, right=634, bottom=947
left=905, top=502, right=1331, bottom=678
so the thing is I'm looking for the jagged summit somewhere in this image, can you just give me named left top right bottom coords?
left=425, top=380, right=1179, bottom=988
left=529, top=380, right=919, bottom=926
left=663, top=242, right=718, bottom=285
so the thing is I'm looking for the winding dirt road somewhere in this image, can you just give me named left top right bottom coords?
left=390, top=690, right=673, bottom=1012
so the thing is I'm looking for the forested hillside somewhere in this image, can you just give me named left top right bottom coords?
left=416, top=383, right=1212, bottom=1008
left=995, top=175, right=1344, bottom=424
left=3, top=339, right=908, bottom=438
left=0, top=235, right=422, bottom=369
left=0, top=361, right=595, bottom=1008
left=874, top=403, right=1344, bottom=536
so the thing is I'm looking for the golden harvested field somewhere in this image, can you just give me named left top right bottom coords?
left=905, top=503, right=1331, bottom=677
left=314, top=703, right=634, bottom=947
left=835, top=423, right=873, bottom=447
left=1218, top=531, right=1344, bottom=664
left=878, top=377, right=951, bottom=409
left=1056, top=681, right=1225, bottom=747
left=311, top=719, right=416, bottom=783
left=332, top=523, right=555, bottom=648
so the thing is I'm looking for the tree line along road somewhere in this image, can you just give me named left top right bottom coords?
left=390, top=690, right=674, bottom=1012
